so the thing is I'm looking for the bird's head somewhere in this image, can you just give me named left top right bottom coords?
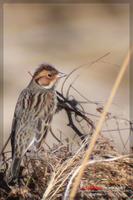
left=33, top=63, right=66, bottom=89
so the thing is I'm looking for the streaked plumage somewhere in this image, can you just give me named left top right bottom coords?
left=9, top=63, right=64, bottom=182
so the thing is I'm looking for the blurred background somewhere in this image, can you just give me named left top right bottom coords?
left=3, top=3, right=130, bottom=153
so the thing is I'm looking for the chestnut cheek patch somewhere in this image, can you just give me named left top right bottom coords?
left=38, top=77, right=50, bottom=86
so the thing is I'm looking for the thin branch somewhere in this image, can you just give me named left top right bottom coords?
left=61, top=52, right=110, bottom=97
left=71, top=86, right=99, bottom=105
left=50, top=128, right=63, bottom=144
left=0, top=134, right=11, bottom=157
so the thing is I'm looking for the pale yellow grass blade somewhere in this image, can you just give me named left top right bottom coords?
left=69, top=50, right=131, bottom=200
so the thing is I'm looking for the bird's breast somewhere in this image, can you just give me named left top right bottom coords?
left=30, top=91, right=57, bottom=121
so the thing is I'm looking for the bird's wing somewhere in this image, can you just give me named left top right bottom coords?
left=11, top=88, right=32, bottom=157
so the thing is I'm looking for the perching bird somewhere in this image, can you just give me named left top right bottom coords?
left=9, top=63, right=65, bottom=182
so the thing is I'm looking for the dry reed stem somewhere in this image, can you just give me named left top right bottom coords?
left=69, top=51, right=130, bottom=200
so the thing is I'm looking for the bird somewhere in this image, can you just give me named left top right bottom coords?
left=8, top=63, right=65, bottom=183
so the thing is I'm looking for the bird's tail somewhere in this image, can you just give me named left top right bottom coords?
left=7, top=157, right=21, bottom=184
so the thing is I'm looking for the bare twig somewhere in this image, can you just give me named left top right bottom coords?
left=0, top=134, right=11, bottom=157
left=61, top=52, right=110, bottom=96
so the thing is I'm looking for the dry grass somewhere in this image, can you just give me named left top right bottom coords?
left=0, top=134, right=132, bottom=200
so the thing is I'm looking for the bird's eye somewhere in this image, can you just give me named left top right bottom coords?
left=47, top=73, right=52, bottom=78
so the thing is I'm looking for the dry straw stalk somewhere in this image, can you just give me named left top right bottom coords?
left=69, top=50, right=131, bottom=200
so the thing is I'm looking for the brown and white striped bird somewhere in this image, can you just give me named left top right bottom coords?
left=9, top=63, right=65, bottom=182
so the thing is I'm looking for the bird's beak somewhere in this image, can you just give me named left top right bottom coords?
left=57, top=72, right=67, bottom=78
